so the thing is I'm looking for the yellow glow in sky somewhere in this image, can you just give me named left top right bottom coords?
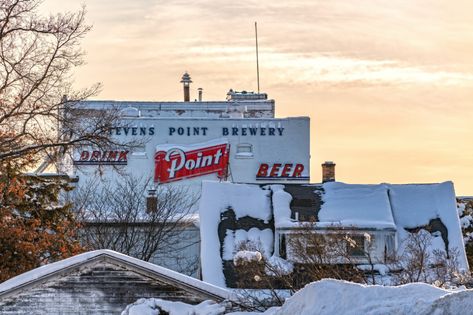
left=42, top=0, right=473, bottom=195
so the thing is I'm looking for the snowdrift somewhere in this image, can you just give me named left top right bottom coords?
left=123, top=279, right=473, bottom=314
left=272, top=279, right=473, bottom=315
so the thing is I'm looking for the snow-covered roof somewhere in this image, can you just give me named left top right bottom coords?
left=75, top=100, right=275, bottom=118
left=389, top=182, right=468, bottom=270
left=199, top=180, right=468, bottom=286
left=318, top=182, right=396, bottom=229
left=389, top=182, right=458, bottom=229
left=0, top=249, right=231, bottom=301
left=270, top=183, right=397, bottom=230
left=319, top=181, right=467, bottom=269
left=200, top=181, right=271, bottom=222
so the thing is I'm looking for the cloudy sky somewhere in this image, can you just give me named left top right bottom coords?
left=42, top=0, right=473, bottom=194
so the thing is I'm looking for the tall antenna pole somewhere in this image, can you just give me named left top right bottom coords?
left=255, top=21, right=260, bottom=93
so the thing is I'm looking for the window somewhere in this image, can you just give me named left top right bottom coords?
left=346, top=235, right=365, bottom=257
left=131, top=145, right=147, bottom=159
left=384, top=234, right=395, bottom=262
left=279, top=234, right=287, bottom=259
left=121, top=106, right=140, bottom=117
left=235, top=143, right=253, bottom=158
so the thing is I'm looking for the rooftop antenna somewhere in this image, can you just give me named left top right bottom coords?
left=255, top=21, right=260, bottom=93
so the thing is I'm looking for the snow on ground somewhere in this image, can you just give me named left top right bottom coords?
left=357, top=264, right=390, bottom=276
left=271, top=279, right=472, bottom=315
left=320, top=182, right=396, bottom=229
left=121, top=298, right=226, bottom=315
left=123, top=279, right=473, bottom=315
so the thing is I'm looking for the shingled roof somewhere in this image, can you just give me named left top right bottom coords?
left=0, top=250, right=231, bottom=314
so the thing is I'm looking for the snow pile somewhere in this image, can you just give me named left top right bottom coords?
left=457, top=201, right=466, bottom=216
left=223, top=228, right=273, bottom=260
left=461, top=215, right=473, bottom=229
left=199, top=181, right=271, bottom=287
left=390, top=182, right=457, bottom=229
left=199, top=181, right=271, bottom=222
left=319, top=182, right=395, bottom=229
left=272, top=279, right=473, bottom=315
left=271, top=185, right=293, bottom=228
left=233, top=251, right=263, bottom=266
left=357, top=264, right=390, bottom=276
left=121, top=298, right=225, bottom=315
left=458, top=199, right=473, bottom=244
left=122, top=280, right=473, bottom=315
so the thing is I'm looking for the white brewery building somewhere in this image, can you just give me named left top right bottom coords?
left=71, top=72, right=310, bottom=190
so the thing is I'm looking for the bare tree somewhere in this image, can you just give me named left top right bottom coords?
left=285, top=231, right=367, bottom=285
left=232, top=227, right=471, bottom=311
left=0, top=0, right=125, bottom=165
left=391, top=231, right=470, bottom=287
left=73, top=175, right=200, bottom=275
left=232, top=230, right=368, bottom=311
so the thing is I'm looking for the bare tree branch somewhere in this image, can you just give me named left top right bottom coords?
left=0, top=0, right=126, bottom=166
left=73, top=175, right=200, bottom=275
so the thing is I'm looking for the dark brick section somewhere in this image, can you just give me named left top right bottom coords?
left=218, top=207, right=275, bottom=287
left=283, top=184, right=323, bottom=222
left=0, top=261, right=212, bottom=315
left=217, top=185, right=325, bottom=287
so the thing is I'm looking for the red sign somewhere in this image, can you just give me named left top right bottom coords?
left=74, top=150, right=129, bottom=165
left=154, top=141, right=230, bottom=183
left=256, top=163, right=307, bottom=180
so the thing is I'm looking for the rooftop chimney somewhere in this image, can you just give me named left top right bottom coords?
left=322, top=161, right=336, bottom=183
left=180, top=72, right=192, bottom=102
left=146, top=186, right=157, bottom=213
left=198, top=88, right=203, bottom=102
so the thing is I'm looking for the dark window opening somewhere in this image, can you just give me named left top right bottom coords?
left=292, top=199, right=314, bottom=208
left=279, top=234, right=287, bottom=259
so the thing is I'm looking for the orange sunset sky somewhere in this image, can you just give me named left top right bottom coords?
left=42, top=0, right=473, bottom=195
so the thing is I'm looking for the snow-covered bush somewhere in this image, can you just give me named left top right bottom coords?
left=457, top=198, right=473, bottom=268
left=233, top=251, right=263, bottom=266
left=390, top=230, right=470, bottom=288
